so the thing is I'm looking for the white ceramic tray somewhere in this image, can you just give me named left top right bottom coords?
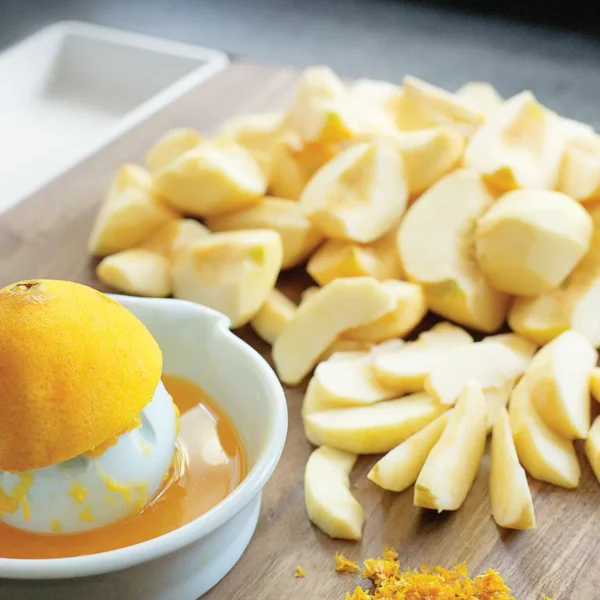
left=0, top=21, right=229, bottom=213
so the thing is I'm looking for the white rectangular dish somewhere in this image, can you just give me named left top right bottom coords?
left=0, top=21, right=229, bottom=213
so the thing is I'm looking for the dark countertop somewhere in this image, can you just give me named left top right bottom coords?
left=1, top=0, right=600, bottom=127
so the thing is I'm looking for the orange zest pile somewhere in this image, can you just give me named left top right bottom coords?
left=335, top=552, right=360, bottom=574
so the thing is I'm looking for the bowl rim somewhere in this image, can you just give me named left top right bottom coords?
left=0, top=296, right=288, bottom=580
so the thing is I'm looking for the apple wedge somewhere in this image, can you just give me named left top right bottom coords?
left=273, top=277, right=395, bottom=385
left=490, top=407, right=536, bottom=530
left=585, top=416, right=600, bottom=484
left=284, top=66, right=358, bottom=145
left=557, top=133, right=600, bottom=204
left=304, top=446, right=364, bottom=540
left=475, top=189, right=593, bottom=296
left=481, top=333, right=538, bottom=361
left=146, top=128, right=202, bottom=173
left=138, top=218, right=210, bottom=258
left=343, top=280, right=426, bottom=343
left=368, top=411, right=451, bottom=492
left=509, top=378, right=580, bottom=489
left=424, top=340, right=530, bottom=406
left=414, top=381, right=487, bottom=511
left=96, top=249, right=171, bottom=298
left=206, top=196, right=323, bottom=269
left=397, top=169, right=509, bottom=332
left=304, top=393, right=446, bottom=454
left=300, top=141, right=408, bottom=243
left=590, top=367, right=600, bottom=403
left=525, top=330, right=597, bottom=440
left=154, top=140, right=266, bottom=217
left=171, top=230, right=283, bottom=328
left=373, top=322, right=473, bottom=393
left=250, top=289, right=296, bottom=344
left=464, top=91, right=565, bottom=191
left=350, top=78, right=402, bottom=135
left=88, top=164, right=179, bottom=256
left=456, top=82, right=503, bottom=115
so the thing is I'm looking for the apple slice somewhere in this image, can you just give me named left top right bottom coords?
left=96, top=249, right=171, bottom=298
left=414, top=381, right=487, bottom=511
left=284, top=66, right=358, bottom=145
left=300, top=141, right=408, bottom=243
left=424, top=340, right=529, bottom=406
left=481, top=333, right=538, bottom=361
left=490, top=407, right=536, bottom=530
left=585, top=416, right=600, bottom=484
left=373, top=322, right=473, bottom=393
left=206, top=196, right=323, bottom=269
left=557, top=133, right=600, bottom=204
left=154, top=140, right=266, bottom=217
left=342, top=280, right=426, bottom=343
left=475, top=189, right=593, bottom=296
left=250, top=289, right=296, bottom=344
left=138, top=218, right=210, bottom=258
left=398, top=169, right=509, bottom=332
left=590, top=367, right=600, bottom=403
left=525, top=330, right=597, bottom=440
left=304, top=446, right=364, bottom=540
left=464, top=91, right=565, bottom=191
left=146, top=128, right=202, bottom=172
left=303, top=393, right=446, bottom=454
left=218, top=112, right=284, bottom=176
left=171, top=229, right=283, bottom=328
left=269, top=133, right=337, bottom=200
left=88, top=164, right=179, bottom=256
left=350, top=78, right=402, bottom=135
left=509, top=378, right=580, bottom=488
left=368, top=411, right=451, bottom=492
left=273, top=277, right=395, bottom=385
left=456, top=82, right=503, bottom=115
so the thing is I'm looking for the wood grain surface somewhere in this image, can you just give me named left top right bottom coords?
left=2, top=62, right=599, bottom=600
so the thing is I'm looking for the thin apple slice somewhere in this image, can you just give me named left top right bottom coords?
left=456, top=82, right=503, bottom=115
left=171, top=230, right=283, bottom=328
left=146, top=128, right=202, bottom=172
left=398, top=169, right=509, bottom=332
left=304, top=446, right=364, bottom=540
left=424, top=340, right=529, bottom=406
left=590, top=367, right=600, bottom=403
left=475, top=189, right=593, bottom=296
left=368, top=411, right=451, bottom=492
left=509, top=378, right=580, bottom=489
left=464, top=91, right=565, bottom=191
left=585, top=416, right=600, bottom=484
left=206, top=196, right=323, bottom=269
left=304, top=393, right=446, bottom=454
left=490, top=407, right=536, bottom=530
left=526, top=330, right=597, bottom=440
left=273, top=277, right=395, bottom=385
left=414, top=381, right=487, bottom=511
left=343, top=280, right=426, bottom=343
left=250, top=289, right=296, bottom=344
left=481, top=333, right=538, bottom=361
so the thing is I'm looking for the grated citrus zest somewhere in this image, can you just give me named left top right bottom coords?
left=335, top=552, right=360, bottom=573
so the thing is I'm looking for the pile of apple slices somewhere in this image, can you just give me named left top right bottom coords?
left=87, top=65, right=600, bottom=540
left=305, top=329, right=600, bottom=539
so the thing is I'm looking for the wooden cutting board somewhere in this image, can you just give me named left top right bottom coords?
left=2, top=61, right=599, bottom=600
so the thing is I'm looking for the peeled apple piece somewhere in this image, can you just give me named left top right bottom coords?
left=171, top=229, right=283, bottom=328
left=300, top=141, right=408, bottom=244
left=97, top=249, right=171, bottom=298
left=463, top=91, right=565, bottom=191
left=153, top=140, right=266, bottom=217
left=368, top=411, right=451, bottom=492
left=250, top=289, right=296, bottom=344
left=350, top=78, right=403, bottom=135
left=206, top=196, right=323, bottom=269
left=414, top=381, right=487, bottom=511
left=88, top=164, right=178, bottom=256
left=146, top=128, right=202, bottom=173
left=475, top=189, right=593, bottom=296
left=138, top=218, right=210, bottom=258
left=272, top=277, right=395, bottom=385
left=284, top=65, right=358, bottom=145
left=525, top=330, right=597, bottom=440
left=590, top=367, right=600, bottom=403
left=585, top=416, right=600, bottom=484
left=398, top=169, right=509, bottom=332
left=456, top=81, right=503, bottom=115
left=304, top=446, right=364, bottom=540
left=509, top=378, right=580, bottom=489
left=490, top=407, right=536, bottom=530
left=557, top=133, right=600, bottom=204
left=304, top=393, right=446, bottom=454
